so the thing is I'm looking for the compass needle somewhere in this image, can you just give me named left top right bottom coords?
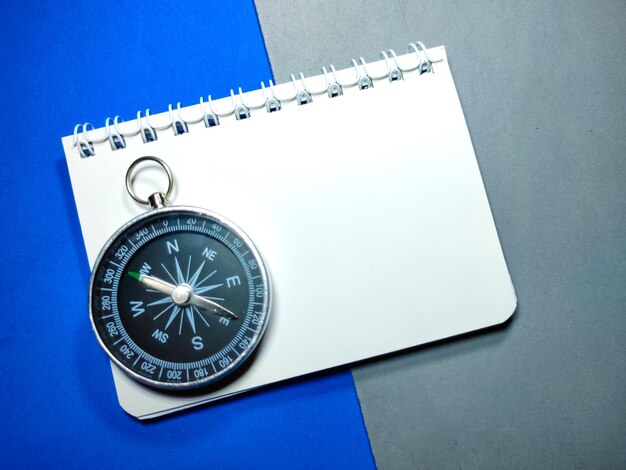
left=90, top=159, right=270, bottom=389
left=129, top=272, right=176, bottom=296
left=189, top=293, right=238, bottom=320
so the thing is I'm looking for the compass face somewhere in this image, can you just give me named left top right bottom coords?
left=89, top=206, right=271, bottom=390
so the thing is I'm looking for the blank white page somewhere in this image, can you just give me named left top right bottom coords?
left=62, top=46, right=516, bottom=419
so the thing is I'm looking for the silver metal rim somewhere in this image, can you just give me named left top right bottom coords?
left=88, top=205, right=272, bottom=391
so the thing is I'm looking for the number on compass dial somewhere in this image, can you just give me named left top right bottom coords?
left=89, top=208, right=271, bottom=390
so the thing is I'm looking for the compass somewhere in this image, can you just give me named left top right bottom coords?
left=89, top=157, right=271, bottom=390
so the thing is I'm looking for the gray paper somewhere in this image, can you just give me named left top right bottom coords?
left=255, top=1, right=626, bottom=468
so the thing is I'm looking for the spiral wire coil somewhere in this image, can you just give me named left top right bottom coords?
left=73, top=42, right=439, bottom=158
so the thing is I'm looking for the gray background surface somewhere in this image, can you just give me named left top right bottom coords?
left=255, top=1, right=626, bottom=468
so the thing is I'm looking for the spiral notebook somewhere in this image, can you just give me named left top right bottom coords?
left=61, top=44, right=516, bottom=419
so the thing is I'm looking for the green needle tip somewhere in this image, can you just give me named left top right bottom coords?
left=127, top=271, right=141, bottom=280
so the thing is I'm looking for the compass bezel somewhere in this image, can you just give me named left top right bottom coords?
left=88, top=205, right=272, bottom=391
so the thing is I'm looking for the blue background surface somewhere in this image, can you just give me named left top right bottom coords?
left=0, top=1, right=374, bottom=467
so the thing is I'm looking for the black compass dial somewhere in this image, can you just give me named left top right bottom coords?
left=89, top=207, right=271, bottom=390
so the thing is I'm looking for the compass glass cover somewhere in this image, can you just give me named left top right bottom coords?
left=89, top=207, right=270, bottom=389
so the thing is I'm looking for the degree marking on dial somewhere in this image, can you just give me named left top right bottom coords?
left=133, top=355, right=141, bottom=366
left=109, top=260, right=122, bottom=268
left=113, top=337, right=124, bottom=346
left=159, top=366, right=164, bottom=380
left=99, top=287, right=113, bottom=292
left=101, top=313, right=115, bottom=319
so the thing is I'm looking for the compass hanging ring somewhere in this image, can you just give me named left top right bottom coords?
left=125, top=155, right=174, bottom=208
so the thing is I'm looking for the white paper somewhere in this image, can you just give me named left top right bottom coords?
left=62, top=46, right=516, bottom=419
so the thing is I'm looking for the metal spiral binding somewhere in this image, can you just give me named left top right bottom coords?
left=73, top=42, right=440, bottom=158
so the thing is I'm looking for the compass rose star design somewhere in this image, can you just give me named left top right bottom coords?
left=128, top=255, right=236, bottom=335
